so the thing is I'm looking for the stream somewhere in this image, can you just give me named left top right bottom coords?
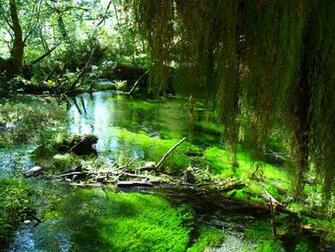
left=0, top=91, right=320, bottom=251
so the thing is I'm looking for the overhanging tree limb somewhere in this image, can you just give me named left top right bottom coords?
left=30, top=42, right=62, bottom=65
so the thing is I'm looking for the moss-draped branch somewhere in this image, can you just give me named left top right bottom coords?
left=129, top=0, right=335, bottom=197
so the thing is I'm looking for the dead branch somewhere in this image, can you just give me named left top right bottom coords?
left=117, top=180, right=153, bottom=187
left=54, top=171, right=84, bottom=178
left=125, top=70, right=149, bottom=95
left=155, top=137, right=186, bottom=169
left=263, top=189, right=284, bottom=207
left=31, top=42, right=62, bottom=65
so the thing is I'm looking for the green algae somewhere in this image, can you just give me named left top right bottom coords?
left=39, top=189, right=223, bottom=252
left=109, top=127, right=199, bottom=173
left=187, top=226, right=225, bottom=252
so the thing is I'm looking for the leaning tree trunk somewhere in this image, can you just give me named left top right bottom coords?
left=7, top=0, right=24, bottom=78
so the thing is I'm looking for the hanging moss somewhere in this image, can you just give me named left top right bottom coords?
left=128, top=0, right=335, bottom=198
left=133, top=0, right=174, bottom=95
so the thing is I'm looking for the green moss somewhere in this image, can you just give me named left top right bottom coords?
left=43, top=190, right=192, bottom=251
left=52, top=153, right=80, bottom=172
left=244, top=220, right=283, bottom=252
left=187, top=226, right=225, bottom=252
left=194, top=121, right=224, bottom=135
left=300, top=217, right=335, bottom=243
left=111, top=128, right=199, bottom=173
left=0, top=179, right=34, bottom=247
left=293, top=238, right=314, bottom=252
left=204, top=146, right=291, bottom=201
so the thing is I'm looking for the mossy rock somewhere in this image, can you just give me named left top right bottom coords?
left=57, top=134, right=98, bottom=156
left=52, top=153, right=80, bottom=172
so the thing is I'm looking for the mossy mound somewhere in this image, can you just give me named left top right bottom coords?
left=187, top=226, right=225, bottom=252
left=204, top=146, right=291, bottom=203
left=109, top=128, right=199, bottom=174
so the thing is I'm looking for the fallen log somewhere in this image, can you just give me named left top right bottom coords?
left=117, top=180, right=153, bottom=187
left=69, top=182, right=106, bottom=188
left=121, top=172, right=151, bottom=179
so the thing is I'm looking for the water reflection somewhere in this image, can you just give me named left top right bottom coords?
left=0, top=146, right=34, bottom=178
left=68, top=92, right=188, bottom=152
left=68, top=91, right=220, bottom=154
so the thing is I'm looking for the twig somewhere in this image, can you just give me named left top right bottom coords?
left=54, top=171, right=84, bottom=178
left=155, top=137, right=186, bottom=169
left=125, top=70, right=149, bottom=95
left=269, top=197, right=277, bottom=236
left=30, top=42, right=62, bottom=65
left=264, top=189, right=283, bottom=207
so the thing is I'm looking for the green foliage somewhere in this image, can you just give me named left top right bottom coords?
left=300, top=217, right=335, bottom=243
left=112, top=127, right=198, bottom=173
left=244, top=221, right=283, bottom=252
left=293, top=238, right=313, bottom=252
left=130, top=0, right=335, bottom=199
left=52, top=153, right=80, bottom=171
left=187, top=226, right=225, bottom=252
left=0, top=96, right=67, bottom=145
left=0, top=178, right=34, bottom=247
left=204, top=145, right=292, bottom=203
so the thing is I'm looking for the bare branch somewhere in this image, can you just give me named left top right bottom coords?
left=155, top=137, right=186, bottom=169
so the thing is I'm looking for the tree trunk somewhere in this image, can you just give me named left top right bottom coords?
left=8, top=0, right=24, bottom=77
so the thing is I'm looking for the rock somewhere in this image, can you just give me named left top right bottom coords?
left=24, top=166, right=43, bottom=177
left=71, top=134, right=98, bottom=155
left=58, top=134, right=98, bottom=155
left=183, top=167, right=195, bottom=184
